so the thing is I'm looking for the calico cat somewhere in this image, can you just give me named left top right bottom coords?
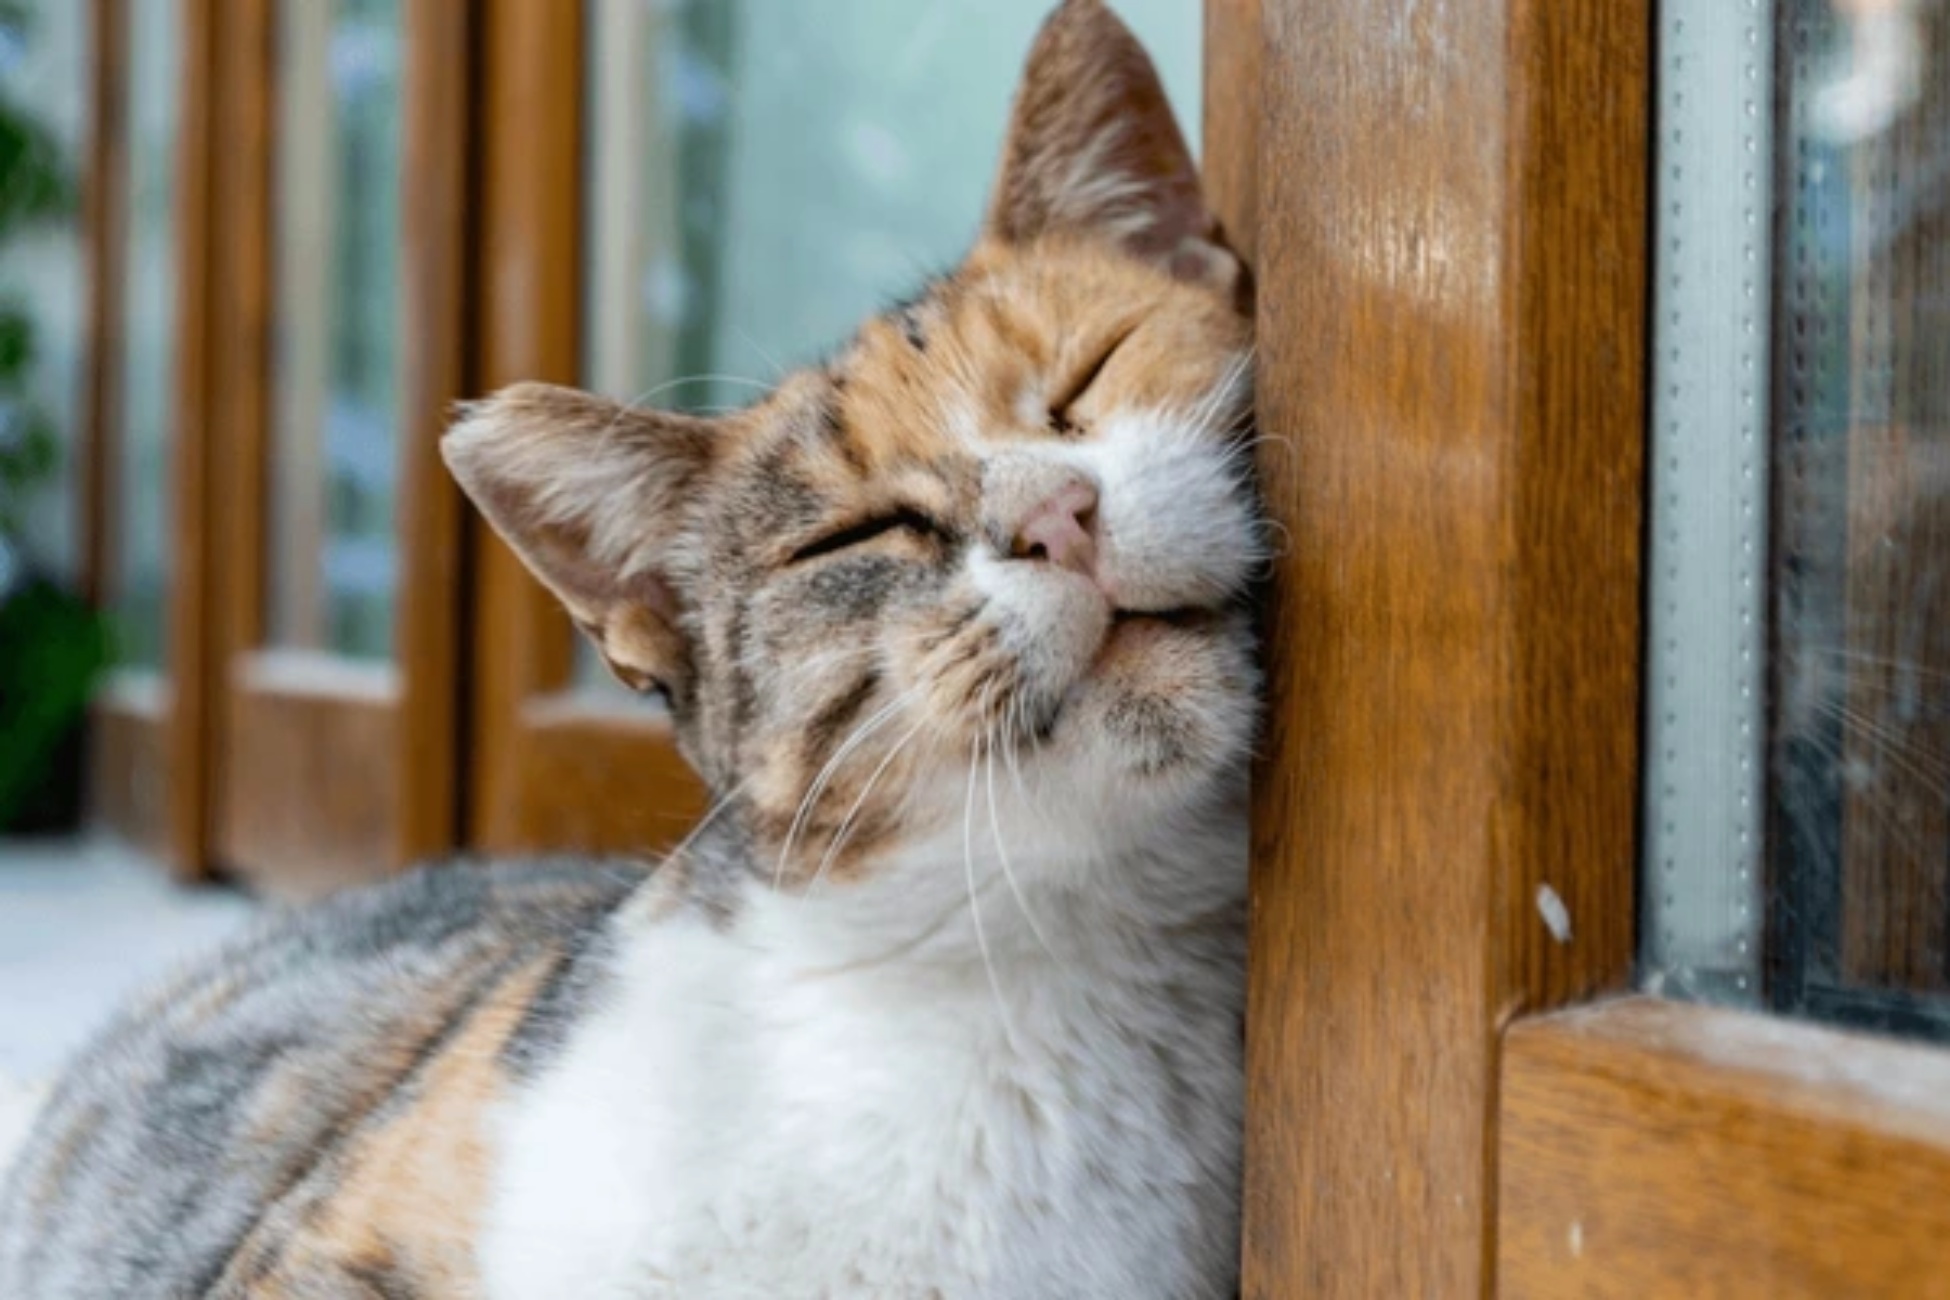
left=0, top=1, right=1261, bottom=1294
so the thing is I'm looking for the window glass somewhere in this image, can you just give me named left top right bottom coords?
left=111, top=0, right=180, bottom=668
left=1648, top=0, right=1950, bottom=1040
left=1770, top=0, right=1950, bottom=1036
left=269, top=0, right=405, bottom=660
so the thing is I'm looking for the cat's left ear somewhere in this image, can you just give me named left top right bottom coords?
left=985, top=0, right=1236, bottom=284
left=442, top=383, right=718, bottom=701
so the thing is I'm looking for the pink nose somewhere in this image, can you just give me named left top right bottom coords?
left=1010, top=478, right=1099, bottom=578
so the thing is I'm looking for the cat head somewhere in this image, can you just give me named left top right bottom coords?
left=445, top=0, right=1260, bottom=892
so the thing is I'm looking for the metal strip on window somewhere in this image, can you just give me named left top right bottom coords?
left=1642, top=0, right=1775, bottom=999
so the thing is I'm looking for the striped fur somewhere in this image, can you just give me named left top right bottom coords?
left=0, top=864, right=642, bottom=1297
left=1, top=4, right=1262, bottom=1295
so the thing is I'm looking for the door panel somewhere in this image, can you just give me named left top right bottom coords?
left=208, top=0, right=467, bottom=896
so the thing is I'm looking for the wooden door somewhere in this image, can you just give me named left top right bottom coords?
left=86, top=0, right=219, bottom=877
left=201, top=0, right=469, bottom=896
left=1223, top=0, right=1950, bottom=1294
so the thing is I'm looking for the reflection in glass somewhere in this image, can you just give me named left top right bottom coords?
left=271, top=0, right=403, bottom=660
left=0, top=1, right=90, bottom=590
left=1770, top=0, right=1950, bottom=1038
left=112, top=0, right=181, bottom=668
left=577, top=0, right=1202, bottom=692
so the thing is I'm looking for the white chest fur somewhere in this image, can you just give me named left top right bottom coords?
left=479, top=879, right=1243, bottom=1300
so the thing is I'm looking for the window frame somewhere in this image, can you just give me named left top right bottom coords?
left=84, top=0, right=219, bottom=875
left=79, top=0, right=471, bottom=893
left=1222, top=0, right=1950, bottom=1294
left=199, top=0, right=470, bottom=897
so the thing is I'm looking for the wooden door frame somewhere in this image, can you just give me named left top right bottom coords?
left=85, top=0, right=220, bottom=874
left=201, top=0, right=470, bottom=895
left=1221, top=0, right=1646, bottom=1289
left=469, top=0, right=704, bottom=857
left=1220, top=1, right=1950, bottom=1295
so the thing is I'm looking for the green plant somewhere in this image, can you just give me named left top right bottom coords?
left=0, top=0, right=110, bottom=831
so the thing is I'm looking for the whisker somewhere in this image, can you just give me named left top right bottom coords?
left=1816, top=694, right=1950, bottom=783
left=774, top=687, right=919, bottom=889
left=803, top=717, right=929, bottom=898
left=965, top=739, right=1016, bottom=1048
left=595, top=372, right=780, bottom=444
left=628, top=372, right=778, bottom=406
left=1003, top=692, right=1034, bottom=805
left=1806, top=699, right=1950, bottom=803
left=1802, top=643, right=1950, bottom=684
left=662, top=775, right=754, bottom=873
left=987, top=733, right=1057, bottom=960
left=731, top=326, right=790, bottom=381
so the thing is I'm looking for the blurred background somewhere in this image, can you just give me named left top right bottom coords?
left=0, top=0, right=1946, bottom=1102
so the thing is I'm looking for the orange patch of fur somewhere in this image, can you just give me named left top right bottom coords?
left=234, top=957, right=556, bottom=1297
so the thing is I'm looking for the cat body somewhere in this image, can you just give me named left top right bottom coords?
left=483, top=814, right=1246, bottom=1298
left=0, top=2, right=1262, bottom=1294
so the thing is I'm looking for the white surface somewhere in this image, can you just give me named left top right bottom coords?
left=0, top=838, right=255, bottom=1083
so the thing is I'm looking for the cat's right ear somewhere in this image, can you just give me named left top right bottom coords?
left=442, top=382, right=717, bottom=700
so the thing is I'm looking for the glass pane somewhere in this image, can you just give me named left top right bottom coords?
left=0, top=1, right=90, bottom=592
left=1647, top=0, right=1950, bottom=1041
left=1770, top=0, right=1950, bottom=1037
left=269, top=0, right=404, bottom=660
left=576, top=0, right=1202, bottom=692
left=112, top=0, right=182, bottom=669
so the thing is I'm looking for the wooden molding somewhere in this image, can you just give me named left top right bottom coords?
left=161, top=0, right=220, bottom=878
left=1501, top=997, right=1950, bottom=1297
left=1238, top=0, right=1650, bottom=1294
left=391, top=0, right=472, bottom=865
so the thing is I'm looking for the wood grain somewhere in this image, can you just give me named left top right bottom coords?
left=206, top=0, right=274, bottom=884
left=210, top=0, right=274, bottom=671
left=161, top=0, right=219, bottom=878
left=470, top=0, right=705, bottom=857
left=1501, top=997, right=1950, bottom=1298
left=1240, top=1, right=1648, bottom=1295
left=392, top=0, right=472, bottom=865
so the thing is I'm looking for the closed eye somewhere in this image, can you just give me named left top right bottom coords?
left=788, top=508, right=943, bottom=565
left=1048, top=322, right=1139, bottom=435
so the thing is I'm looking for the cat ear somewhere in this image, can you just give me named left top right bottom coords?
left=985, top=0, right=1233, bottom=281
left=442, top=382, right=717, bottom=700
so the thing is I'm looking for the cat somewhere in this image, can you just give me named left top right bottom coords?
left=0, top=1, right=1261, bottom=1294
